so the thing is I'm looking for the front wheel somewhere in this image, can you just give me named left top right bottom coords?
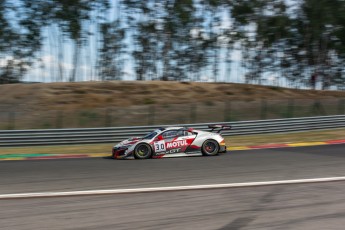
left=201, top=140, right=219, bottom=156
left=134, top=143, right=152, bottom=159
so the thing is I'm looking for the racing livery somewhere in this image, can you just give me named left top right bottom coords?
left=112, top=125, right=230, bottom=159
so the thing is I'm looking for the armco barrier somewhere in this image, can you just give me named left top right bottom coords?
left=0, top=115, right=344, bottom=147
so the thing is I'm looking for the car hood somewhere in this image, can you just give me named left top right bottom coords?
left=115, top=137, right=142, bottom=148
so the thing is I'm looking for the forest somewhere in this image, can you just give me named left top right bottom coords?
left=0, top=0, right=344, bottom=90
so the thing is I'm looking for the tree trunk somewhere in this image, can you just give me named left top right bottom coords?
left=70, top=41, right=80, bottom=82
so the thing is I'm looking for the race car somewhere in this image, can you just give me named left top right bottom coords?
left=112, top=125, right=231, bottom=159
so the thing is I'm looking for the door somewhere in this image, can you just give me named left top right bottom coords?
left=161, top=130, right=196, bottom=154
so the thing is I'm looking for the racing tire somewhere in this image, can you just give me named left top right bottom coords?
left=201, top=139, right=219, bottom=156
left=134, top=143, right=152, bottom=159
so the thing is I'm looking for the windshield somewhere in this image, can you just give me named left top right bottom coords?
left=142, top=131, right=158, bottom=140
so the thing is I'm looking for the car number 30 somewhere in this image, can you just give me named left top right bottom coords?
left=154, top=140, right=166, bottom=152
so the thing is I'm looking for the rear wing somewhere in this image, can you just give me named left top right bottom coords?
left=208, top=124, right=232, bottom=133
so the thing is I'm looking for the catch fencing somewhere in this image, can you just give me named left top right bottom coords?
left=1, top=98, right=344, bottom=130
left=0, top=115, right=344, bottom=147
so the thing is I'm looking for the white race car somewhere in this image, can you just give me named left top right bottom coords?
left=112, top=125, right=230, bottom=159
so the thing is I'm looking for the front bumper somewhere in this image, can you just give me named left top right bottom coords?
left=112, top=148, right=127, bottom=159
left=112, top=147, right=134, bottom=159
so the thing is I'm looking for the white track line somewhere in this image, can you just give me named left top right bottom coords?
left=1, top=176, right=345, bottom=199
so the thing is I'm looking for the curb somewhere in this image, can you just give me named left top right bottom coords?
left=0, top=153, right=108, bottom=161
left=1, top=139, right=344, bottom=161
left=228, top=139, right=345, bottom=151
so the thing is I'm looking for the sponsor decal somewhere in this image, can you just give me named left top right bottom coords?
left=165, top=148, right=181, bottom=154
left=154, top=140, right=166, bottom=152
left=166, top=140, right=187, bottom=148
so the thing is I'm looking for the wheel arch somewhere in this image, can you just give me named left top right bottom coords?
left=133, top=142, right=154, bottom=159
left=201, top=138, right=220, bottom=156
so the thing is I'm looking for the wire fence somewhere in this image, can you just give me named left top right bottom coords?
left=0, top=115, right=344, bottom=146
left=0, top=98, right=344, bottom=130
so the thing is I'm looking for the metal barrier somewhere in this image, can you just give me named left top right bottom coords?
left=0, top=115, right=344, bottom=147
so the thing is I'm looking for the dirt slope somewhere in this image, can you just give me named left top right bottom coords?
left=0, top=81, right=344, bottom=111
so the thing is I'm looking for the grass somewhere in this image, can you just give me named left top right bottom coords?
left=0, top=81, right=344, bottom=129
left=1, top=128, right=344, bottom=156
left=223, top=128, right=345, bottom=146
left=1, top=81, right=345, bottom=111
left=0, top=143, right=111, bottom=155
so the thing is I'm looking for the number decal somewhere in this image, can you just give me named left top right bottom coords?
left=154, top=140, right=166, bottom=152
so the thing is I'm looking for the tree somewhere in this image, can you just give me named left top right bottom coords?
left=22, top=0, right=110, bottom=82
left=98, top=20, right=126, bottom=80
left=123, top=0, right=215, bottom=81
left=0, top=1, right=42, bottom=83
left=231, top=0, right=345, bottom=89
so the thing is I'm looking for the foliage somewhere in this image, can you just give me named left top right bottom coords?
left=0, top=0, right=344, bottom=90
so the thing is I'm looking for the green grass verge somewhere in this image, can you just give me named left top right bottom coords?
left=224, top=128, right=345, bottom=146
left=0, top=128, right=344, bottom=155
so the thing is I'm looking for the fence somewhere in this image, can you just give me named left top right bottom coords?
left=0, top=98, right=344, bottom=130
left=0, top=115, right=344, bottom=147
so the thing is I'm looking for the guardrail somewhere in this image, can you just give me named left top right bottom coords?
left=0, top=115, right=344, bottom=147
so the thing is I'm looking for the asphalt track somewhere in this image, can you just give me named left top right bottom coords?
left=0, top=144, right=345, bottom=229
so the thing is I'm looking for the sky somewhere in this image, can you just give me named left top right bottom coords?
left=20, top=0, right=249, bottom=84
left=21, top=0, right=299, bottom=89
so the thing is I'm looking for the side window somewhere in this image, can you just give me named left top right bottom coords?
left=162, top=129, right=192, bottom=139
left=176, top=130, right=186, bottom=137
left=162, top=130, right=178, bottom=139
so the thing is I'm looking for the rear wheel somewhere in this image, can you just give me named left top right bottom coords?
left=201, top=139, right=219, bottom=156
left=134, top=143, right=152, bottom=159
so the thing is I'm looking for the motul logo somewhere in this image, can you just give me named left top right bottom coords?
left=166, top=140, right=187, bottom=148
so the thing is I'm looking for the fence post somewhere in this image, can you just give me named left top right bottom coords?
left=224, top=101, right=232, bottom=121
left=287, top=99, right=294, bottom=118
left=338, top=99, right=345, bottom=115
left=190, top=104, right=196, bottom=123
left=311, top=99, right=326, bottom=116
left=148, top=106, right=155, bottom=125
left=56, top=111, right=63, bottom=128
left=224, top=102, right=226, bottom=122
left=8, top=111, right=15, bottom=130
left=260, top=99, right=267, bottom=120
left=105, top=108, right=112, bottom=127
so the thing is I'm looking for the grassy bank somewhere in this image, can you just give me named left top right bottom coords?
left=1, top=81, right=345, bottom=129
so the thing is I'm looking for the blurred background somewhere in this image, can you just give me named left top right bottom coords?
left=0, top=0, right=344, bottom=88
left=1, top=97, right=344, bottom=129
left=0, top=0, right=345, bottom=129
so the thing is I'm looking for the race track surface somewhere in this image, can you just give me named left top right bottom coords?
left=0, top=144, right=344, bottom=194
left=2, top=182, right=345, bottom=230
left=0, top=144, right=345, bottom=229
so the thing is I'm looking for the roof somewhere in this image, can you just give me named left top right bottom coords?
left=163, top=126, right=186, bottom=130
